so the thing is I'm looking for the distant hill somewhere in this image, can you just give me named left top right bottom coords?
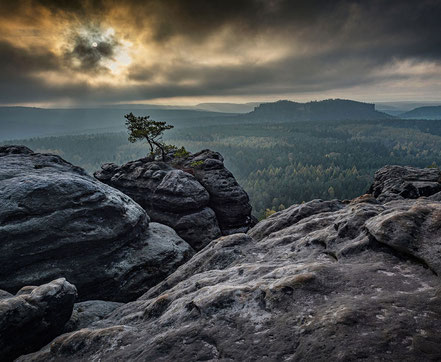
left=246, top=99, right=392, bottom=121
left=375, top=101, right=441, bottom=115
left=401, top=105, right=441, bottom=120
left=195, top=102, right=260, bottom=113
left=0, top=99, right=397, bottom=141
left=374, top=104, right=405, bottom=117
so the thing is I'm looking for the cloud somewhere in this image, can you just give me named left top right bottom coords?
left=0, top=0, right=441, bottom=105
left=64, top=26, right=119, bottom=72
left=0, top=41, right=60, bottom=81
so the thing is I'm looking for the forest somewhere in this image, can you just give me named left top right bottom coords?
left=3, top=118, right=441, bottom=219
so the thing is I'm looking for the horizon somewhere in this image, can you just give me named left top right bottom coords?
left=2, top=98, right=441, bottom=112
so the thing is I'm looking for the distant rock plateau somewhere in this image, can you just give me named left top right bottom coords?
left=248, top=99, right=392, bottom=121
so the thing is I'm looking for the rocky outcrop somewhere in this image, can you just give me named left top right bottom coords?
left=0, top=146, right=194, bottom=302
left=182, top=150, right=253, bottom=235
left=94, top=149, right=253, bottom=250
left=365, top=199, right=441, bottom=275
left=19, top=166, right=441, bottom=361
left=368, top=165, right=441, bottom=202
left=0, top=278, right=76, bottom=362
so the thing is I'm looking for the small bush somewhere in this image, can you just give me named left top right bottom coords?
left=175, top=146, right=190, bottom=158
left=190, top=160, right=204, bottom=168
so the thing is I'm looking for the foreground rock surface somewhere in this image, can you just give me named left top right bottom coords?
left=0, top=146, right=194, bottom=302
left=20, top=166, right=441, bottom=361
left=94, top=149, right=253, bottom=250
left=0, top=278, right=76, bottom=362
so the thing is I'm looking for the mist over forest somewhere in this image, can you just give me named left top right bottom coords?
left=3, top=99, right=441, bottom=218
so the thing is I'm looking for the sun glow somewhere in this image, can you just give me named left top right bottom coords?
left=64, top=25, right=134, bottom=77
left=106, top=39, right=133, bottom=75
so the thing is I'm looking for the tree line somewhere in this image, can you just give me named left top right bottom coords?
left=3, top=118, right=441, bottom=219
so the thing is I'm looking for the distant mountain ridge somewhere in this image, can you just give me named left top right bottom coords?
left=247, top=99, right=392, bottom=121
left=401, top=105, right=441, bottom=120
left=4, top=99, right=440, bottom=142
left=195, top=102, right=260, bottom=113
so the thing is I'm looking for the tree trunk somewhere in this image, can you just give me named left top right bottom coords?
left=146, top=138, right=154, bottom=155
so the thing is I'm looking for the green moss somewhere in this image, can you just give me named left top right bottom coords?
left=174, top=146, right=190, bottom=158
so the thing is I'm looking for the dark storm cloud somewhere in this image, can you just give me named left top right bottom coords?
left=0, top=41, right=60, bottom=82
left=125, top=52, right=390, bottom=99
left=64, top=27, right=119, bottom=71
left=0, top=0, right=441, bottom=104
left=0, top=53, right=400, bottom=105
left=4, top=0, right=440, bottom=56
left=113, top=0, right=441, bottom=63
left=0, top=0, right=106, bottom=22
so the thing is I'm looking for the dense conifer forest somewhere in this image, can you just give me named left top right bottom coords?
left=4, top=118, right=441, bottom=219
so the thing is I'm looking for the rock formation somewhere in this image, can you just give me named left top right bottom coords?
left=19, top=165, right=441, bottom=361
left=0, top=278, right=76, bottom=362
left=368, top=165, right=441, bottom=202
left=0, top=145, right=194, bottom=302
left=94, top=149, right=254, bottom=250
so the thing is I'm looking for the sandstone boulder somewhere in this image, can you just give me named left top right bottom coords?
left=0, top=146, right=194, bottom=302
left=369, top=165, right=441, bottom=202
left=0, top=278, right=76, bottom=362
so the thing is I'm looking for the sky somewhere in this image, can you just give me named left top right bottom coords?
left=1, top=0, right=441, bottom=107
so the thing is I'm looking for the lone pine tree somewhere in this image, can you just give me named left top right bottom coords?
left=124, top=112, right=174, bottom=161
